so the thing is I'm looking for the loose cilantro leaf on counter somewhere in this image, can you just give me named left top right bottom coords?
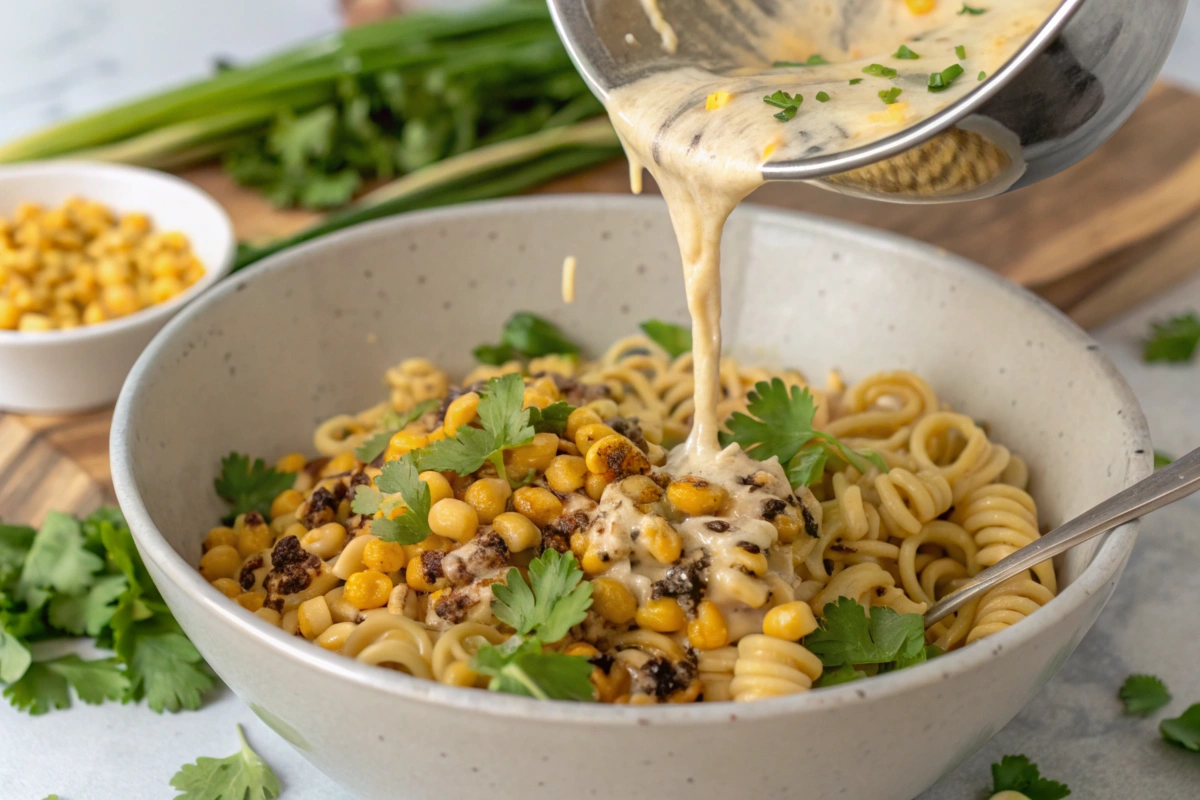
left=928, top=64, right=965, bottom=92
left=367, top=455, right=434, bottom=545
left=862, top=63, right=898, bottom=78
left=1161, top=704, right=1200, bottom=751
left=1143, top=311, right=1200, bottom=363
left=805, top=597, right=926, bottom=669
left=170, top=724, right=281, bottom=800
left=878, top=87, right=903, bottom=105
left=473, top=312, right=581, bottom=365
left=1120, top=674, right=1172, bottom=715
left=893, top=44, right=921, bottom=59
left=214, top=453, right=297, bottom=523
left=773, top=54, right=828, bottom=67
left=959, top=3, right=987, bottom=14
left=354, top=398, right=439, bottom=463
left=1154, top=451, right=1174, bottom=469
left=764, top=90, right=803, bottom=121
left=527, top=401, right=574, bottom=436
left=640, top=319, right=692, bottom=357
left=990, top=755, right=1071, bottom=799
left=720, top=378, right=887, bottom=488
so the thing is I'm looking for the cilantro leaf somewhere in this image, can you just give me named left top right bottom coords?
left=47, top=573, right=127, bottom=637
left=1154, top=451, right=1174, bottom=469
left=785, top=445, right=828, bottom=487
left=1120, top=674, right=1171, bottom=715
left=42, top=654, right=130, bottom=705
left=493, top=549, right=592, bottom=643
left=355, top=398, right=438, bottom=463
left=350, top=486, right=383, bottom=516
left=640, top=319, right=692, bottom=357
left=370, top=455, right=434, bottom=545
left=3, top=660, right=70, bottom=715
left=417, top=373, right=536, bottom=484
left=18, top=512, right=105, bottom=603
left=805, top=597, right=926, bottom=668
left=170, top=724, right=281, bottom=800
left=1143, top=312, right=1200, bottom=363
left=763, top=90, right=802, bottom=121
left=214, top=453, right=296, bottom=523
left=491, top=569, right=536, bottom=635
left=1161, top=704, right=1200, bottom=752
left=527, top=401, right=574, bottom=436
left=814, top=662, right=865, bottom=687
left=131, top=630, right=214, bottom=713
left=472, top=638, right=595, bottom=701
left=990, top=755, right=1071, bottom=800
left=0, top=627, right=31, bottom=683
left=0, top=523, right=36, bottom=590
left=474, top=312, right=580, bottom=364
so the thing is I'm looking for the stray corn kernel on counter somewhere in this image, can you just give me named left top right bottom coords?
left=199, top=323, right=1058, bottom=703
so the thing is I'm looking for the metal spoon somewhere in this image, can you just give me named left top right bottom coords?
left=924, top=447, right=1200, bottom=627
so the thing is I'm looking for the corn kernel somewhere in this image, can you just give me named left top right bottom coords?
left=322, top=450, right=357, bottom=477
left=640, top=515, right=682, bottom=564
left=565, top=406, right=603, bottom=442
left=506, top=432, right=559, bottom=475
left=706, top=90, right=732, bottom=110
left=492, top=511, right=541, bottom=553
left=0, top=297, right=19, bottom=329
left=255, top=607, right=282, bottom=626
left=584, top=434, right=652, bottom=481
left=574, top=423, right=617, bottom=458
left=667, top=476, right=728, bottom=516
left=512, top=486, right=563, bottom=528
left=344, top=569, right=393, bottom=610
left=590, top=578, right=636, bottom=624
left=405, top=554, right=448, bottom=592
left=563, top=642, right=600, bottom=658
left=150, top=275, right=184, bottom=304
left=635, top=597, right=687, bottom=633
left=301, top=522, right=347, bottom=560
left=419, top=471, right=454, bottom=505
left=580, top=548, right=608, bottom=575
left=687, top=600, right=729, bottom=650
left=363, top=539, right=407, bottom=572
left=585, top=472, right=610, bottom=502
left=236, top=516, right=273, bottom=559
left=298, top=595, right=334, bottom=640
left=199, top=545, right=241, bottom=581
left=17, top=313, right=53, bottom=332
left=443, top=391, right=480, bottom=436
left=316, top=621, right=357, bottom=651
left=276, top=452, right=307, bottom=473
left=463, top=478, right=511, bottom=524
left=427, top=498, right=479, bottom=543
left=905, top=0, right=936, bottom=13
left=235, top=591, right=266, bottom=612
left=442, top=661, right=480, bottom=687
left=203, top=525, right=236, bottom=552
left=102, top=283, right=140, bottom=317
left=772, top=513, right=801, bottom=544
left=384, top=429, right=429, bottom=462
left=763, top=601, right=818, bottom=641
left=545, top=455, right=587, bottom=493
left=210, top=577, right=241, bottom=598
left=270, top=489, right=304, bottom=520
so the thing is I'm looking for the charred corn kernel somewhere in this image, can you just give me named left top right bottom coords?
left=905, top=0, right=936, bottom=13
left=772, top=513, right=801, bottom=544
left=443, top=391, right=480, bottom=436
left=512, top=486, right=563, bottom=528
left=580, top=548, right=609, bottom=575
left=301, top=522, right=347, bottom=560
left=640, top=516, right=682, bottom=564
left=316, top=621, right=357, bottom=651
left=590, top=578, right=637, bottom=624
left=276, top=452, right=307, bottom=473
left=210, top=577, right=241, bottom=598
left=635, top=597, right=687, bottom=633
left=419, top=471, right=454, bottom=505
left=618, top=474, right=663, bottom=505
left=427, top=498, right=479, bottom=543
left=362, top=539, right=406, bottom=572
left=236, top=518, right=272, bottom=559
left=383, top=430, right=428, bottom=462
left=687, top=600, right=729, bottom=650
left=298, top=596, right=334, bottom=640
left=507, top=432, right=559, bottom=475
left=203, top=526, right=236, bottom=552
left=442, top=661, right=479, bottom=687
left=235, top=591, right=266, bottom=612
left=585, top=471, right=610, bottom=502
left=254, top=607, right=282, bottom=626
left=492, top=511, right=541, bottom=553
left=706, top=90, right=732, bottom=110
left=565, top=406, right=603, bottom=442
left=563, top=642, right=600, bottom=658
left=585, top=434, right=652, bottom=481
left=405, top=555, right=447, bottom=592
left=574, top=423, right=618, bottom=458
left=763, top=601, right=819, bottom=641
left=322, top=450, right=357, bottom=477
left=270, top=489, right=304, bottom=520
left=463, top=478, right=511, bottom=524
left=0, top=298, right=19, bottom=329
left=200, top=545, right=242, bottom=581
left=667, top=476, right=728, bottom=516
left=344, top=569, right=393, bottom=609
left=545, top=454, right=587, bottom=493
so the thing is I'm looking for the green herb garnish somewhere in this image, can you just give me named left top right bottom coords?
left=763, top=90, right=803, bottom=121
left=719, top=378, right=886, bottom=488
left=815, top=91, right=831, bottom=103
left=471, top=549, right=595, bottom=701
left=955, top=44, right=967, bottom=59
left=893, top=45, right=920, bottom=59
left=1154, top=451, right=1174, bottom=469
left=990, top=755, right=1071, bottom=800
left=849, top=78, right=864, bottom=85
left=959, top=3, right=987, bottom=13
left=474, top=312, right=581, bottom=365
left=878, top=87, right=904, bottom=105
left=640, top=319, right=692, bottom=357
left=862, top=64, right=898, bottom=78
left=213, top=453, right=297, bottom=524
left=1162, top=704, right=1200, bottom=751
left=352, top=455, right=434, bottom=545
left=169, top=724, right=281, bottom=800
left=1143, top=311, right=1200, bottom=363
left=355, top=398, right=439, bottom=463
left=978, top=70, right=987, bottom=80
left=1120, top=674, right=1171, bottom=715
left=805, top=597, right=927, bottom=671
left=527, top=401, right=574, bottom=436
left=928, top=64, right=966, bottom=92
left=773, top=55, right=828, bottom=67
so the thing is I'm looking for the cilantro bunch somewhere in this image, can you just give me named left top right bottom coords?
left=0, top=509, right=213, bottom=715
left=719, top=378, right=888, bottom=488
left=470, top=548, right=595, bottom=701
left=473, top=312, right=581, bottom=366
left=805, top=597, right=940, bottom=686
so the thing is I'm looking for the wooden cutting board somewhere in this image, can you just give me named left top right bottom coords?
left=2, top=82, right=1199, bottom=527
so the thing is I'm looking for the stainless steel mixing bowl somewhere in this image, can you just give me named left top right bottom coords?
left=548, top=0, right=1187, bottom=201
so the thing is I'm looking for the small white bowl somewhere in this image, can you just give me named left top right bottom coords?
left=0, top=161, right=234, bottom=413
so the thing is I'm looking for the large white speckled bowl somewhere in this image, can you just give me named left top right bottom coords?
left=110, top=196, right=1151, bottom=800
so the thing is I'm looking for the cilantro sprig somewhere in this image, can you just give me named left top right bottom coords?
left=719, top=378, right=887, bottom=488
left=1120, top=674, right=1171, bottom=715
left=470, top=549, right=595, bottom=701
left=169, top=724, right=281, bottom=800
left=214, top=453, right=296, bottom=524
left=351, top=455, right=434, bottom=545
left=473, top=312, right=581, bottom=366
left=1142, top=311, right=1200, bottom=363
left=806, top=597, right=930, bottom=673
left=1161, top=704, right=1200, bottom=751
left=989, top=755, right=1071, bottom=800
left=640, top=319, right=692, bottom=357
left=0, top=509, right=213, bottom=716
left=355, top=398, right=438, bottom=463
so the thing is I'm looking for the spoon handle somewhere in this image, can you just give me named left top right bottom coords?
left=924, top=446, right=1200, bottom=627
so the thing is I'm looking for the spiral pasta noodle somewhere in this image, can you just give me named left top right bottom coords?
left=728, top=635, right=823, bottom=701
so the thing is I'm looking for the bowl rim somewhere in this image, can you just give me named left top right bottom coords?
left=0, top=160, right=235, bottom=345
left=111, top=193, right=1151, bottom=725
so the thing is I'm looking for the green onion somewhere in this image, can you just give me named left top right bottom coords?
left=893, top=45, right=920, bottom=60
left=978, top=70, right=987, bottom=80
left=955, top=45, right=967, bottom=59
left=816, top=91, right=830, bottom=103
left=878, top=88, right=903, bottom=105
left=774, top=55, right=828, bottom=67
left=862, top=64, right=898, bottom=78
left=928, top=64, right=966, bottom=92
left=958, top=3, right=987, bottom=14
left=849, top=78, right=864, bottom=85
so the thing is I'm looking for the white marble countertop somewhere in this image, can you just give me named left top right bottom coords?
left=1, top=2, right=1199, bottom=798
